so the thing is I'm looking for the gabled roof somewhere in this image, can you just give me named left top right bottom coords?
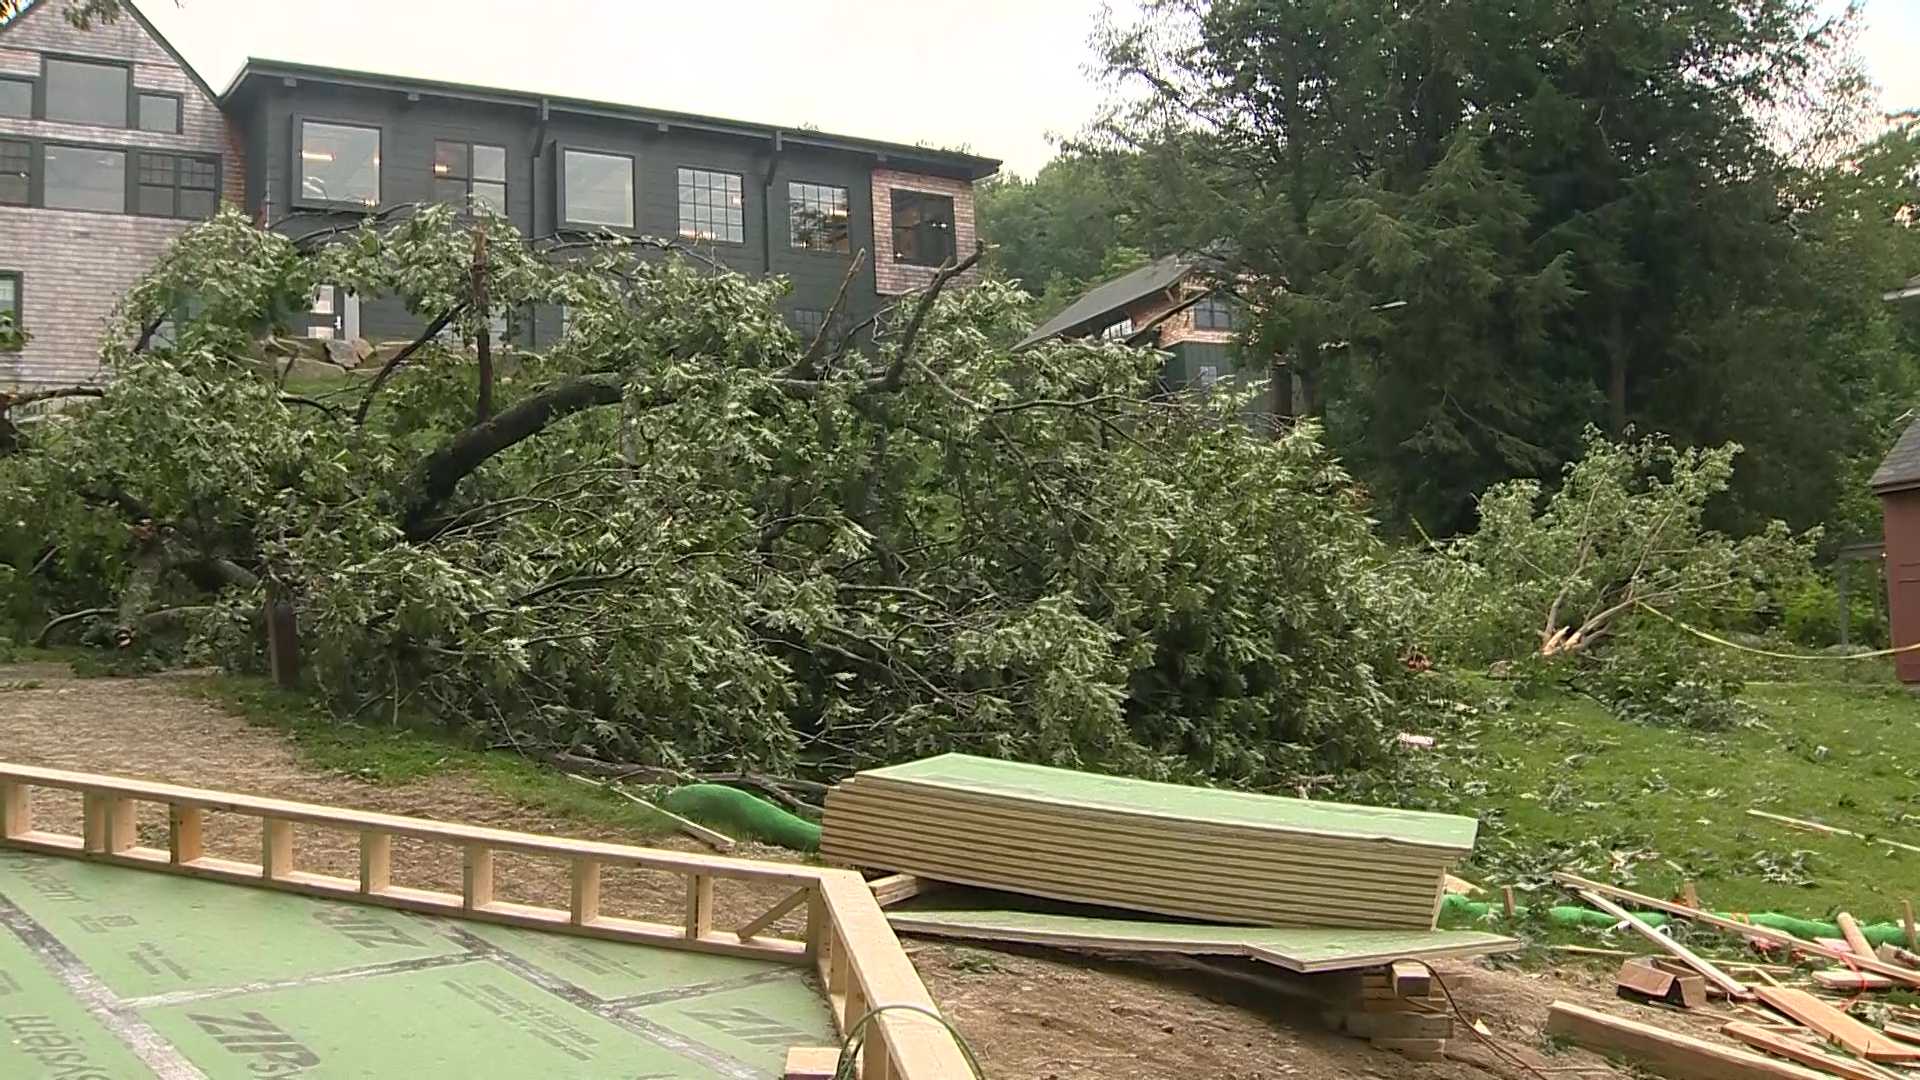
left=0, top=1, right=220, bottom=103
left=1016, top=255, right=1200, bottom=349
left=220, top=59, right=1001, bottom=181
left=1872, top=415, right=1920, bottom=494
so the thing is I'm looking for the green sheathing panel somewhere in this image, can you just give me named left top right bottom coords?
left=0, top=853, right=463, bottom=997
left=0, top=927, right=154, bottom=1080
left=0, top=851, right=837, bottom=1078
left=633, top=978, right=841, bottom=1073
left=888, top=907, right=1517, bottom=972
left=859, top=754, right=1478, bottom=851
left=142, top=963, right=732, bottom=1079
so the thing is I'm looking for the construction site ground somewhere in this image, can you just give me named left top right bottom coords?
left=0, top=661, right=1676, bottom=1078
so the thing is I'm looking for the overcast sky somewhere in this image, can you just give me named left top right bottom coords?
left=130, top=0, right=1920, bottom=180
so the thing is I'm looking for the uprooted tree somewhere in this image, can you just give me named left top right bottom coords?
left=0, top=207, right=1437, bottom=784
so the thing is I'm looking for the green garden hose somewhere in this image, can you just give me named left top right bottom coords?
left=1441, top=893, right=1914, bottom=946
left=660, top=783, right=822, bottom=852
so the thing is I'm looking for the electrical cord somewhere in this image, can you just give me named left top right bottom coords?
left=835, top=1002, right=986, bottom=1080
left=1404, top=959, right=1571, bottom=1080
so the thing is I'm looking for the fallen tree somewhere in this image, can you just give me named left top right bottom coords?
left=0, top=207, right=1433, bottom=783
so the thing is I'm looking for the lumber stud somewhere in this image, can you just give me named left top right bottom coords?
left=570, top=857, right=600, bottom=926
left=358, top=829, right=391, bottom=895
left=0, top=781, right=28, bottom=839
left=262, top=818, right=293, bottom=880
left=685, top=873, right=714, bottom=939
left=463, top=844, right=494, bottom=911
left=168, top=805, right=203, bottom=864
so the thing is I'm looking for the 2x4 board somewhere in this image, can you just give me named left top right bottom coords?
left=821, top=754, right=1479, bottom=930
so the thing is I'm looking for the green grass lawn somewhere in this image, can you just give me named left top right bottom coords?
left=1417, top=673, right=1920, bottom=927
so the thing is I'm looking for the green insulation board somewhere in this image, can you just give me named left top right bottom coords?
left=856, top=754, right=1478, bottom=852
left=0, top=850, right=834, bottom=1079
left=888, top=905, right=1517, bottom=973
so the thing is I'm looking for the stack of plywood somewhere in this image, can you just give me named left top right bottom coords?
left=821, top=754, right=1478, bottom=930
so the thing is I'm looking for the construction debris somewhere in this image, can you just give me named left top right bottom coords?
left=1546, top=1000, right=1834, bottom=1079
left=1617, top=956, right=1707, bottom=1009
left=1746, top=809, right=1920, bottom=857
left=820, top=753, right=1478, bottom=929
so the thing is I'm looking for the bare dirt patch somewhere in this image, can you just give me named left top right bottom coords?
left=0, top=663, right=1651, bottom=1078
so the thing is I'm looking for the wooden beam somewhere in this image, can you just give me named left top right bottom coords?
left=867, top=872, right=934, bottom=908
left=1554, top=873, right=1920, bottom=990
left=1577, top=888, right=1749, bottom=1000
left=1904, top=900, right=1916, bottom=952
left=570, top=858, right=600, bottom=927
left=463, top=845, right=494, bottom=911
left=0, top=781, right=28, bottom=838
left=686, top=874, right=713, bottom=939
left=1390, top=960, right=1431, bottom=998
left=1618, top=957, right=1706, bottom=1009
left=740, top=888, right=811, bottom=941
left=1812, top=970, right=1893, bottom=993
left=785, top=1047, right=842, bottom=1080
left=168, top=806, right=203, bottom=864
left=1722, top=1022, right=1900, bottom=1080
left=1753, top=987, right=1920, bottom=1063
left=262, top=818, right=293, bottom=880
left=1838, top=913, right=1875, bottom=960
left=1545, top=1001, right=1833, bottom=1079
left=359, top=830, right=391, bottom=894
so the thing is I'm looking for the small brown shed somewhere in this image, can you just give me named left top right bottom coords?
left=1872, top=417, right=1920, bottom=682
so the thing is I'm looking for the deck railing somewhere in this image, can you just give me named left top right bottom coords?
left=0, top=761, right=970, bottom=1079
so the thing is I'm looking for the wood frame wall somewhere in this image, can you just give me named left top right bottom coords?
left=0, top=761, right=971, bottom=1080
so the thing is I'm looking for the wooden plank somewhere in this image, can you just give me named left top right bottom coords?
left=0, top=762, right=817, bottom=887
left=1545, top=1001, right=1833, bottom=1079
left=867, top=873, right=934, bottom=908
left=1875, top=942, right=1920, bottom=969
left=686, top=874, right=713, bottom=939
left=1722, top=1022, right=1899, bottom=1080
left=1904, top=900, right=1916, bottom=952
left=103, top=797, right=136, bottom=855
left=1618, top=958, right=1706, bottom=1009
left=1554, top=873, right=1920, bottom=990
left=359, top=830, right=391, bottom=894
left=1838, top=913, right=1876, bottom=960
left=1753, top=987, right=1920, bottom=1063
left=739, top=888, right=811, bottom=941
left=1812, top=970, right=1894, bottom=993
left=262, top=818, right=293, bottom=880
left=570, top=858, right=600, bottom=927
left=784, top=1047, right=842, bottom=1080
left=818, top=872, right=976, bottom=1080
left=1577, top=888, right=1749, bottom=1000
left=168, top=806, right=203, bottom=864
left=1746, top=810, right=1920, bottom=856
left=1390, top=960, right=1431, bottom=998
left=0, top=781, right=29, bottom=838
left=463, top=845, right=494, bottom=912
left=1884, top=1021, right=1920, bottom=1045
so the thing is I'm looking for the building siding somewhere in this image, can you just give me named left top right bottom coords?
left=870, top=168, right=977, bottom=295
left=0, top=1, right=242, bottom=388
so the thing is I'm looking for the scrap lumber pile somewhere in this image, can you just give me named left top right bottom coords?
left=1545, top=872, right=1920, bottom=1080
left=821, top=753, right=1477, bottom=929
left=822, top=754, right=1515, bottom=1062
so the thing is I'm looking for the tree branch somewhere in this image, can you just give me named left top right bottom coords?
left=354, top=304, right=466, bottom=427
left=879, top=245, right=983, bottom=392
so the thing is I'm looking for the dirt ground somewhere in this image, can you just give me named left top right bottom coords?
left=0, top=662, right=1665, bottom=1079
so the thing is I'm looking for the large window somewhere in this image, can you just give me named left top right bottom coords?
left=789, top=181, right=849, bottom=253
left=43, top=57, right=128, bottom=127
left=1192, top=294, right=1239, bottom=331
left=563, top=150, right=633, bottom=228
left=299, top=120, right=380, bottom=207
left=136, top=152, right=218, bottom=219
left=677, top=167, right=744, bottom=243
left=434, top=140, right=507, bottom=214
left=0, top=140, right=26, bottom=205
left=890, top=189, right=954, bottom=267
left=0, top=77, right=29, bottom=118
left=44, top=144, right=125, bottom=212
left=136, top=92, right=180, bottom=134
left=0, top=273, right=20, bottom=330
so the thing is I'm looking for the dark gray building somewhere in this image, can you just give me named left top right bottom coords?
left=0, top=1, right=999, bottom=388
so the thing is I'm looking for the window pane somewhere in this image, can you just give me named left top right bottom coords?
left=433, top=178, right=467, bottom=206
left=180, top=159, right=217, bottom=189
left=0, top=140, right=26, bottom=206
left=44, top=58, right=127, bottom=126
left=0, top=79, right=29, bottom=119
left=138, top=184, right=174, bottom=216
left=472, top=144, right=506, bottom=183
left=472, top=180, right=507, bottom=214
left=433, top=140, right=465, bottom=180
left=137, top=152, right=175, bottom=186
left=137, top=93, right=178, bottom=133
left=789, top=181, right=850, bottom=253
left=890, top=189, right=955, bottom=267
left=0, top=277, right=17, bottom=318
left=178, top=189, right=217, bottom=220
left=300, top=121, right=380, bottom=207
left=677, top=167, right=743, bottom=243
left=563, top=150, right=633, bottom=228
left=44, top=145, right=126, bottom=212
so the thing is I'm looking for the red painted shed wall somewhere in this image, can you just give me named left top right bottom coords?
left=1881, top=489, right=1920, bottom=682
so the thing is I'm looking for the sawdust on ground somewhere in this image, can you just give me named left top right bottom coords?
left=0, top=662, right=1663, bottom=1079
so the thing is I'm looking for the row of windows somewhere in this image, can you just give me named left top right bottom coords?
left=0, top=137, right=217, bottom=218
left=292, top=122, right=953, bottom=265
left=0, top=56, right=181, bottom=133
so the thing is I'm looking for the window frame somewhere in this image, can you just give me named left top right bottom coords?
left=788, top=180, right=851, bottom=255
left=41, top=141, right=128, bottom=214
left=135, top=89, right=183, bottom=135
left=433, top=138, right=509, bottom=216
left=292, top=115, right=383, bottom=211
left=0, top=75, right=32, bottom=119
left=0, top=271, right=22, bottom=332
left=889, top=188, right=956, bottom=268
left=133, top=150, right=221, bottom=220
left=557, top=145, right=637, bottom=231
left=1192, top=293, right=1238, bottom=332
left=0, top=137, right=28, bottom=207
left=675, top=166, right=746, bottom=245
left=37, top=52, right=132, bottom=129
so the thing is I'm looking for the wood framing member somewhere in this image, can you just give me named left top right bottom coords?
left=1545, top=1001, right=1833, bottom=1079
left=1721, top=1022, right=1900, bottom=1080
left=740, top=888, right=812, bottom=941
left=1576, top=888, right=1750, bottom=1000
left=1553, top=873, right=1920, bottom=990
left=0, top=761, right=976, bottom=1080
left=1752, top=987, right=1920, bottom=1063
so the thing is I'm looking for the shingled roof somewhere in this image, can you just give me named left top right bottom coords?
left=1872, top=416, right=1920, bottom=493
left=1015, top=255, right=1199, bottom=349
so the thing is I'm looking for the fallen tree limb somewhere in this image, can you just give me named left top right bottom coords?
left=35, top=607, right=113, bottom=647
left=1747, top=809, right=1920, bottom=856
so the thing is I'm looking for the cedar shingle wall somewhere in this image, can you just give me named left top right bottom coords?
left=0, top=4, right=242, bottom=388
